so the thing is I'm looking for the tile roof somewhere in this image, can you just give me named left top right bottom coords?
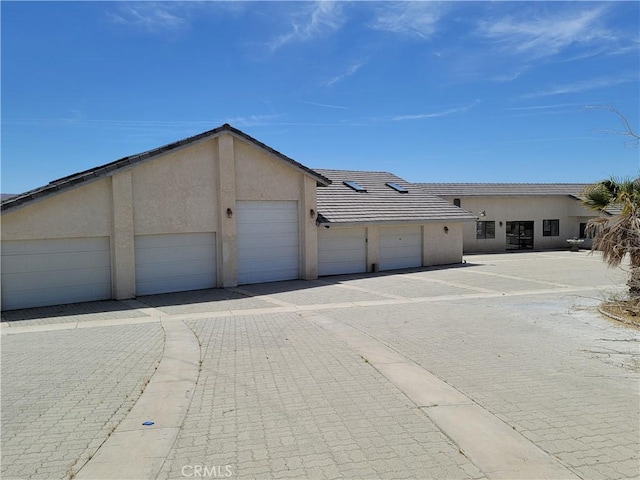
left=315, top=169, right=477, bottom=225
left=418, top=183, right=591, bottom=197
left=2, top=124, right=331, bottom=213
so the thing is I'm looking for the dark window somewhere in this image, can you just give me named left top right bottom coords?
left=580, top=222, right=594, bottom=239
left=476, top=221, right=495, bottom=239
left=543, top=219, right=560, bottom=236
left=385, top=182, right=408, bottom=193
left=343, top=181, right=367, bottom=192
left=453, top=198, right=461, bottom=207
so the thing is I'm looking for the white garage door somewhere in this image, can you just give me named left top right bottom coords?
left=1, top=237, right=111, bottom=310
left=135, top=232, right=216, bottom=295
left=237, top=201, right=299, bottom=284
left=318, top=227, right=367, bottom=276
left=379, top=226, right=422, bottom=271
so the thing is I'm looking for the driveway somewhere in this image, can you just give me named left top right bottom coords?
left=1, top=251, right=638, bottom=480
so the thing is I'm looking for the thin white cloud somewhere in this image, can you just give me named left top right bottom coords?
left=372, top=2, right=449, bottom=40
left=220, top=114, right=283, bottom=127
left=108, top=2, right=244, bottom=33
left=3, top=115, right=282, bottom=130
left=325, top=60, right=367, bottom=87
left=268, top=1, right=345, bottom=51
left=476, top=5, right=614, bottom=59
left=490, top=70, right=524, bottom=83
left=390, top=101, right=480, bottom=121
left=301, top=101, right=349, bottom=110
left=506, top=103, right=583, bottom=112
left=522, top=75, right=637, bottom=98
left=108, top=3, right=190, bottom=32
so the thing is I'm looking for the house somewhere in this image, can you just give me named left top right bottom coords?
left=1, top=125, right=473, bottom=310
left=418, top=183, right=600, bottom=253
left=314, top=170, right=476, bottom=275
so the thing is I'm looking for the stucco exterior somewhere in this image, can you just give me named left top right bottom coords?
left=423, top=222, right=463, bottom=266
left=1, top=131, right=322, bottom=304
left=1, top=178, right=113, bottom=240
left=438, top=195, right=595, bottom=253
left=1, top=125, right=471, bottom=310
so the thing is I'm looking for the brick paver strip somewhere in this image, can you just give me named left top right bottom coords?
left=0, top=323, right=164, bottom=480
left=157, top=312, right=485, bottom=480
left=76, top=316, right=200, bottom=479
left=304, top=311, right=579, bottom=479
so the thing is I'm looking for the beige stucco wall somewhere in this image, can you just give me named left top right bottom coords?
left=423, top=222, right=463, bottom=266
left=301, top=176, right=319, bottom=280
left=132, top=139, right=218, bottom=235
left=366, top=226, right=380, bottom=272
left=2, top=131, right=320, bottom=303
left=234, top=140, right=302, bottom=201
left=1, top=178, right=112, bottom=240
left=441, top=196, right=597, bottom=253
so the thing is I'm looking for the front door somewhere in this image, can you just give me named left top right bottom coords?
left=506, top=221, right=534, bottom=250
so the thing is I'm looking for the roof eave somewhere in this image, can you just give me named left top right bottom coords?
left=316, top=216, right=477, bottom=227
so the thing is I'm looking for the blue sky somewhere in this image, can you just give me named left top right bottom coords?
left=2, top=1, right=639, bottom=194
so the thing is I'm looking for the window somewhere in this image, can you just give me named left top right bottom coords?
left=385, top=182, right=408, bottom=193
left=453, top=198, right=461, bottom=207
left=580, top=222, right=594, bottom=239
left=543, top=219, right=559, bottom=236
left=476, top=221, right=495, bottom=239
left=343, top=181, right=367, bottom=192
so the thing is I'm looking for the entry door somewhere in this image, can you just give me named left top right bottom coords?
left=506, top=221, right=534, bottom=250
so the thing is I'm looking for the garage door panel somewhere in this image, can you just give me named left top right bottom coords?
left=318, top=227, right=367, bottom=276
left=135, top=243, right=214, bottom=265
left=1, top=237, right=111, bottom=310
left=136, top=259, right=212, bottom=280
left=1, top=237, right=108, bottom=256
left=236, top=223, right=298, bottom=237
left=136, top=273, right=214, bottom=296
left=3, top=267, right=111, bottom=293
left=135, top=233, right=216, bottom=296
left=379, top=226, right=422, bottom=271
left=7, top=285, right=111, bottom=309
left=3, top=251, right=110, bottom=273
left=237, top=201, right=299, bottom=284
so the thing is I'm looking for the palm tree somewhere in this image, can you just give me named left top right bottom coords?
left=582, top=178, right=640, bottom=298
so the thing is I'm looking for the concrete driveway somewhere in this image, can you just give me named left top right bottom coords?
left=2, top=251, right=638, bottom=480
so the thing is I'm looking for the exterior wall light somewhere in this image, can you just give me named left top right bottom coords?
left=444, top=226, right=449, bottom=234
left=310, top=209, right=316, bottom=218
left=226, top=208, right=233, bottom=218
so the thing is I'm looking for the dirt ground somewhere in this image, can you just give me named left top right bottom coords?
left=601, top=301, right=640, bottom=328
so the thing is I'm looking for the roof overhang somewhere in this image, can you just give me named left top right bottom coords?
left=315, top=217, right=478, bottom=228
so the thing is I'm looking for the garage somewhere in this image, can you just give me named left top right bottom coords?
left=1, top=237, right=111, bottom=310
left=379, top=225, right=422, bottom=271
left=318, top=227, right=367, bottom=276
left=134, top=232, right=216, bottom=296
left=237, top=201, right=299, bottom=284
